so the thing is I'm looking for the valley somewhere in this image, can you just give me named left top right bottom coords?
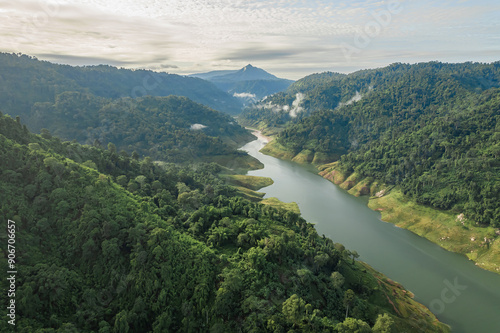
left=1, top=54, right=499, bottom=332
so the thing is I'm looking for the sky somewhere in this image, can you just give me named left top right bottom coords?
left=1, top=0, right=499, bottom=80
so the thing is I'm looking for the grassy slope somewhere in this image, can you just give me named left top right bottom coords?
left=223, top=174, right=274, bottom=191
left=261, top=197, right=301, bottom=215
left=223, top=174, right=302, bottom=214
left=261, top=140, right=341, bottom=164
left=318, top=163, right=500, bottom=274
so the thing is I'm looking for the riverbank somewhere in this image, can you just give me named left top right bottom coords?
left=252, top=135, right=500, bottom=275
left=239, top=138, right=453, bottom=332
left=317, top=162, right=500, bottom=275
left=260, top=139, right=343, bottom=164
left=247, top=128, right=272, bottom=143
left=241, top=136, right=500, bottom=332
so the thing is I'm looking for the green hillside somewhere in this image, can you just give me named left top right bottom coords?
left=246, top=62, right=500, bottom=228
left=0, top=53, right=243, bottom=115
left=26, top=92, right=253, bottom=163
left=0, top=113, right=448, bottom=332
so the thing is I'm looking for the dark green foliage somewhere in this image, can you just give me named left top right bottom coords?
left=249, top=62, right=500, bottom=226
left=0, top=53, right=258, bottom=163
left=0, top=114, right=412, bottom=332
left=29, top=92, right=252, bottom=162
left=0, top=53, right=242, bottom=115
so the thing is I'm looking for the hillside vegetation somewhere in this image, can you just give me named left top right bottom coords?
left=243, top=62, right=500, bottom=228
left=29, top=93, right=253, bottom=163
left=0, top=53, right=243, bottom=115
left=0, top=53, right=262, bottom=165
left=0, top=113, right=448, bottom=332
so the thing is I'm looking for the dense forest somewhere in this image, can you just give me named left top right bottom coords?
left=0, top=113, right=447, bottom=332
left=242, top=62, right=500, bottom=227
left=28, top=92, right=254, bottom=163
left=0, top=53, right=243, bottom=115
left=238, top=71, right=348, bottom=129
left=0, top=53, right=261, bottom=165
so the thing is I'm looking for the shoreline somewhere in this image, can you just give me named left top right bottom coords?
left=252, top=141, right=500, bottom=275
left=245, top=127, right=272, bottom=143
left=241, top=138, right=451, bottom=332
left=317, top=164, right=500, bottom=275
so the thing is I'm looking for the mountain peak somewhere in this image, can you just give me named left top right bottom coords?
left=190, top=64, right=288, bottom=82
left=227, top=64, right=279, bottom=81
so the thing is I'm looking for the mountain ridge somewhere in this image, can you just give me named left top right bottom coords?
left=190, top=64, right=294, bottom=102
left=0, top=53, right=244, bottom=115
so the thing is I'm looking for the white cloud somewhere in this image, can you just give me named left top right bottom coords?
left=337, top=86, right=374, bottom=108
left=338, top=91, right=363, bottom=108
left=190, top=123, right=208, bottom=130
left=0, top=0, right=498, bottom=79
left=257, top=92, right=305, bottom=118
left=233, top=92, right=257, bottom=99
left=289, top=93, right=305, bottom=118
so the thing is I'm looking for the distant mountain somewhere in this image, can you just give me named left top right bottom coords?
left=188, top=69, right=237, bottom=81
left=189, top=64, right=294, bottom=103
left=0, top=53, right=243, bottom=115
left=210, top=64, right=280, bottom=82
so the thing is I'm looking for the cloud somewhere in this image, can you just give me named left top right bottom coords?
left=0, top=0, right=498, bottom=79
left=289, top=93, right=305, bottom=118
left=338, top=91, right=363, bottom=108
left=233, top=92, right=257, bottom=99
left=337, top=86, right=374, bottom=108
left=190, top=124, right=207, bottom=130
left=257, top=92, right=305, bottom=118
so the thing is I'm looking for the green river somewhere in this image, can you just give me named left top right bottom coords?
left=241, top=137, right=500, bottom=333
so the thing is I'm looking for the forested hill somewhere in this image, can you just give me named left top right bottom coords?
left=0, top=113, right=448, bottom=332
left=0, top=53, right=260, bottom=164
left=23, top=92, right=254, bottom=163
left=238, top=62, right=500, bottom=130
left=0, top=53, right=243, bottom=115
left=248, top=62, right=500, bottom=227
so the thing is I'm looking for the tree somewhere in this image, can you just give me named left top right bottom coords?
left=41, top=128, right=52, bottom=139
left=282, top=294, right=306, bottom=327
left=351, top=250, right=360, bottom=264
left=83, top=160, right=98, bottom=170
left=331, top=271, right=345, bottom=290
left=116, top=175, right=128, bottom=187
left=336, top=317, right=372, bottom=333
left=107, top=142, right=117, bottom=154
left=113, top=310, right=130, bottom=333
left=135, top=175, right=147, bottom=188
left=343, top=289, right=355, bottom=319
left=373, top=313, right=394, bottom=333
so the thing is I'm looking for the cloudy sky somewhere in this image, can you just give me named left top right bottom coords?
left=1, top=0, right=499, bottom=79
